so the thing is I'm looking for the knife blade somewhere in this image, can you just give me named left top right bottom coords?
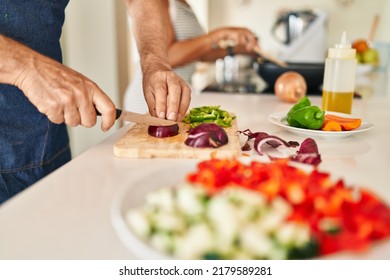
left=96, top=108, right=177, bottom=126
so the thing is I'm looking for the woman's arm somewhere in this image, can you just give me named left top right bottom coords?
left=167, top=32, right=258, bottom=67
left=162, top=0, right=259, bottom=67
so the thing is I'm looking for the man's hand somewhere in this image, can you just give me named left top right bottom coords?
left=124, top=0, right=192, bottom=122
left=17, top=54, right=117, bottom=131
left=0, top=35, right=117, bottom=132
left=142, top=65, right=191, bottom=121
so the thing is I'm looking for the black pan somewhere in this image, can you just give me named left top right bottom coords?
left=256, top=61, right=325, bottom=93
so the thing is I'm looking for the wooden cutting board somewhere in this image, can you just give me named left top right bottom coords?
left=113, top=119, right=241, bottom=159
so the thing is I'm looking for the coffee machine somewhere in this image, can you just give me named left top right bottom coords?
left=272, top=9, right=328, bottom=63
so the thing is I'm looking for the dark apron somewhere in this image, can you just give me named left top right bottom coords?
left=0, top=0, right=71, bottom=204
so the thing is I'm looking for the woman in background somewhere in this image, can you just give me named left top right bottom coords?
left=124, top=0, right=260, bottom=117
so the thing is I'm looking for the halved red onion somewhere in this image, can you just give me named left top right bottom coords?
left=148, top=123, right=179, bottom=138
left=185, top=123, right=228, bottom=148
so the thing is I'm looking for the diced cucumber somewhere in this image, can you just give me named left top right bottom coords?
left=258, top=209, right=285, bottom=233
left=271, top=197, right=292, bottom=219
left=145, top=187, right=175, bottom=213
left=176, top=185, right=207, bottom=216
left=150, top=232, right=174, bottom=254
left=287, top=239, right=319, bottom=260
left=240, top=225, right=274, bottom=258
left=207, top=196, right=240, bottom=248
left=126, top=209, right=151, bottom=239
left=174, top=223, right=214, bottom=259
left=152, top=211, right=185, bottom=233
left=318, top=218, right=341, bottom=234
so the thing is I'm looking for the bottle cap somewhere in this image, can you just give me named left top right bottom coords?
left=328, top=31, right=356, bottom=59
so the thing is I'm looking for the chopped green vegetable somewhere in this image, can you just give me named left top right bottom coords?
left=286, top=97, right=325, bottom=130
left=287, top=105, right=325, bottom=130
left=183, top=106, right=235, bottom=128
left=202, top=252, right=222, bottom=260
left=287, top=96, right=311, bottom=119
left=287, top=239, right=319, bottom=260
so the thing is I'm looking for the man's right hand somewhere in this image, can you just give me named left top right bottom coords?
left=0, top=34, right=117, bottom=132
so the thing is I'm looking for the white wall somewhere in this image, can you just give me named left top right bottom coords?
left=62, top=0, right=128, bottom=157
left=208, top=0, right=390, bottom=53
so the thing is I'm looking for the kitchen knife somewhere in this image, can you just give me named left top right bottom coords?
left=96, top=108, right=177, bottom=126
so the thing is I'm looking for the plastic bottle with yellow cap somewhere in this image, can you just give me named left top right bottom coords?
left=322, top=31, right=357, bottom=114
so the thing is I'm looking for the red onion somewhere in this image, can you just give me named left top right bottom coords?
left=291, top=138, right=321, bottom=166
left=238, top=130, right=299, bottom=153
left=237, top=130, right=321, bottom=166
left=254, top=134, right=292, bottom=155
left=148, top=124, right=179, bottom=138
left=185, top=123, right=228, bottom=148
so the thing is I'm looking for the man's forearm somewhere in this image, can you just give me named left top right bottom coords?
left=0, top=34, right=31, bottom=86
left=123, top=0, right=171, bottom=74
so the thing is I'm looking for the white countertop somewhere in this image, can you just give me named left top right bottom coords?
left=1, top=92, right=390, bottom=259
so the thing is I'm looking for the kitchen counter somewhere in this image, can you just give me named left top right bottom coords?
left=1, top=92, right=390, bottom=259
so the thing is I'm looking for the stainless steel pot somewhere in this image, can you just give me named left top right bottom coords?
left=215, top=54, right=254, bottom=85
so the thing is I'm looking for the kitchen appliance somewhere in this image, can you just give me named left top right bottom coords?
left=272, top=9, right=328, bottom=63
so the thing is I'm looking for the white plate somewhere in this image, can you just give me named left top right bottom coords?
left=111, top=162, right=390, bottom=260
left=268, top=111, right=374, bottom=140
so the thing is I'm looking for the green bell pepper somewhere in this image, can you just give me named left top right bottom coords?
left=183, top=105, right=235, bottom=128
left=287, top=96, right=311, bottom=119
left=287, top=105, right=325, bottom=130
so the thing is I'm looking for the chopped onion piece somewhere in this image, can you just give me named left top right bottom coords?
left=148, top=124, right=179, bottom=138
left=185, top=123, right=228, bottom=148
left=237, top=130, right=321, bottom=166
left=254, top=135, right=292, bottom=155
left=291, top=138, right=321, bottom=166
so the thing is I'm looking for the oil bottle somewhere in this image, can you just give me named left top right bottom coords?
left=322, top=31, right=357, bottom=114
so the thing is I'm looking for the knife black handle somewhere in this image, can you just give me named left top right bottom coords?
left=95, top=107, right=122, bottom=120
